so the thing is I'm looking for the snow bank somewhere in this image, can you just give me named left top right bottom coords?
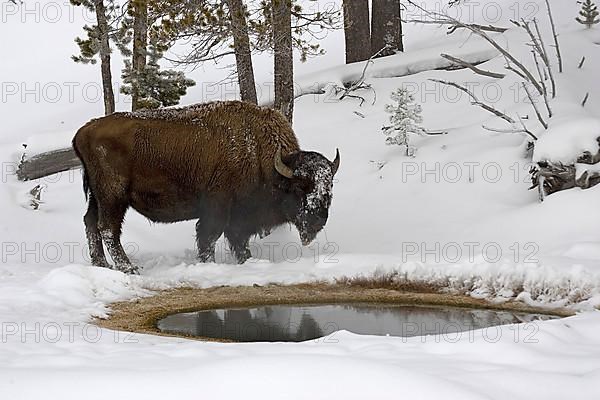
left=533, top=118, right=600, bottom=164
left=2, top=260, right=600, bottom=400
left=2, top=262, right=600, bottom=400
left=391, top=261, right=600, bottom=308
left=293, top=37, right=500, bottom=99
left=25, top=256, right=600, bottom=315
left=37, top=265, right=151, bottom=319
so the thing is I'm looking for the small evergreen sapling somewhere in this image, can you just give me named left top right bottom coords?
left=381, top=88, right=426, bottom=156
left=576, top=0, right=600, bottom=28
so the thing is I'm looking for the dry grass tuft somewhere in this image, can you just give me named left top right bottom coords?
left=335, top=271, right=441, bottom=293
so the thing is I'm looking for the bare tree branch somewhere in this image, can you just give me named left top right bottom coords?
left=440, top=54, right=505, bottom=78
left=344, top=46, right=389, bottom=91
left=544, top=0, right=563, bottom=73
left=532, top=19, right=556, bottom=98
left=532, top=51, right=552, bottom=117
left=504, top=64, right=530, bottom=82
left=336, top=46, right=390, bottom=104
left=582, top=92, right=590, bottom=107
left=517, top=115, right=538, bottom=140
left=514, top=18, right=556, bottom=99
left=482, top=124, right=536, bottom=139
left=430, top=78, right=515, bottom=124
left=522, top=82, right=548, bottom=129
left=405, top=1, right=544, bottom=95
left=482, top=125, right=524, bottom=133
left=405, top=19, right=507, bottom=34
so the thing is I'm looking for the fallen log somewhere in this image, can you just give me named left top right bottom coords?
left=17, top=147, right=81, bottom=181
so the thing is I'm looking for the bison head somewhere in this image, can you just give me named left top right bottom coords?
left=275, top=148, right=340, bottom=245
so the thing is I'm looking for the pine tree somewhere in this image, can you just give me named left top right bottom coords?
left=252, top=0, right=341, bottom=121
left=371, top=0, right=403, bottom=57
left=71, top=0, right=122, bottom=115
left=342, top=0, right=371, bottom=64
left=119, top=0, right=195, bottom=110
left=576, top=0, right=600, bottom=28
left=273, top=0, right=294, bottom=122
left=226, top=0, right=258, bottom=104
left=121, top=42, right=195, bottom=109
left=131, top=0, right=148, bottom=111
left=152, top=0, right=339, bottom=114
left=381, top=88, right=425, bottom=156
left=251, top=0, right=341, bottom=62
left=152, top=0, right=256, bottom=102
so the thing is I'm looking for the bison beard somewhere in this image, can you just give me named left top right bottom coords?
left=72, top=101, right=340, bottom=274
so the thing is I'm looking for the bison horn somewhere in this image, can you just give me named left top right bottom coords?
left=275, top=147, right=294, bottom=179
left=332, top=148, right=340, bottom=175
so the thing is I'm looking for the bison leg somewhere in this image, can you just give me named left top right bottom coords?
left=224, top=228, right=252, bottom=264
left=98, top=203, right=139, bottom=274
left=83, top=195, right=110, bottom=269
left=195, top=217, right=226, bottom=263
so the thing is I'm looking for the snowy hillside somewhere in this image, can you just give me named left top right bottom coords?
left=1, top=0, right=600, bottom=398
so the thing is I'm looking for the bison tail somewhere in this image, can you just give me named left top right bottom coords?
left=81, top=166, right=90, bottom=202
left=72, top=136, right=90, bottom=202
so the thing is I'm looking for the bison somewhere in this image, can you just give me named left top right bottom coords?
left=72, top=101, right=340, bottom=274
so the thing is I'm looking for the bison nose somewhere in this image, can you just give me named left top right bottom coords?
left=316, top=207, right=329, bottom=220
left=314, top=215, right=328, bottom=226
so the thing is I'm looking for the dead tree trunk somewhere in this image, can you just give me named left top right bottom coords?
left=342, top=0, right=371, bottom=63
left=94, top=0, right=115, bottom=115
left=273, top=0, right=294, bottom=122
left=131, top=0, right=148, bottom=111
left=226, top=0, right=258, bottom=104
left=371, top=0, right=403, bottom=57
left=16, top=148, right=81, bottom=181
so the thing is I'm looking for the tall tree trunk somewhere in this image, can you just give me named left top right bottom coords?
left=371, top=0, right=403, bottom=58
left=273, top=0, right=294, bottom=123
left=94, top=0, right=115, bottom=115
left=131, top=0, right=148, bottom=111
left=342, top=0, right=371, bottom=64
left=226, top=0, right=257, bottom=104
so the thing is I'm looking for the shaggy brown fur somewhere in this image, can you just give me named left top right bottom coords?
left=73, top=101, right=339, bottom=273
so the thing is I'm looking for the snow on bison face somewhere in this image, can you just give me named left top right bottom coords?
left=275, top=149, right=340, bottom=246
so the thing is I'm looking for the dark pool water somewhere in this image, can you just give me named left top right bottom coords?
left=157, top=303, right=556, bottom=342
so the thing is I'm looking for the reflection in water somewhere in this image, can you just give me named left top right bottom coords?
left=157, top=304, right=556, bottom=342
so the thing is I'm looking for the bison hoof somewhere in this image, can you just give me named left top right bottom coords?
left=198, top=252, right=215, bottom=263
left=117, top=264, right=140, bottom=275
left=235, top=252, right=251, bottom=264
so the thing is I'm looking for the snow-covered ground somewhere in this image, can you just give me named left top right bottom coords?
left=2, top=0, right=600, bottom=398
